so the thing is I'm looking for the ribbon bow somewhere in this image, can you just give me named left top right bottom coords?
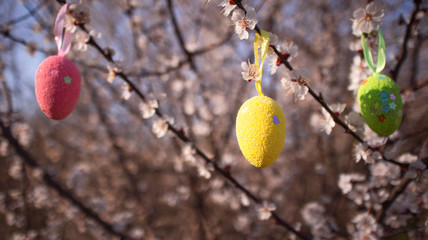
left=361, top=29, right=386, bottom=76
left=253, top=29, right=270, bottom=96
left=54, top=4, right=73, bottom=56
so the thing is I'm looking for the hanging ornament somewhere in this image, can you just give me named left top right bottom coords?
left=35, top=4, right=81, bottom=120
left=236, top=30, right=286, bottom=168
left=357, top=29, right=402, bottom=136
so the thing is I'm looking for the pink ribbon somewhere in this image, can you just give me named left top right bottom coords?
left=54, top=4, right=72, bottom=56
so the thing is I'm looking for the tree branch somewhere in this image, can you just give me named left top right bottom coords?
left=376, top=157, right=428, bottom=224
left=167, top=0, right=197, bottom=71
left=3, top=1, right=46, bottom=26
left=0, top=120, right=136, bottom=240
left=390, top=0, right=422, bottom=81
left=0, top=28, right=50, bottom=54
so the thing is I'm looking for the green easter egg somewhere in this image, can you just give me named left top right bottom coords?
left=357, top=74, right=403, bottom=136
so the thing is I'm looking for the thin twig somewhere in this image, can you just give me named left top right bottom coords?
left=135, top=32, right=233, bottom=77
left=167, top=0, right=197, bottom=71
left=20, top=161, right=31, bottom=235
left=4, top=1, right=46, bottom=26
left=0, top=120, right=136, bottom=240
left=376, top=157, right=428, bottom=223
left=375, top=176, right=412, bottom=223
left=390, top=0, right=422, bottom=81
left=400, top=78, right=428, bottom=93
left=0, top=29, right=50, bottom=54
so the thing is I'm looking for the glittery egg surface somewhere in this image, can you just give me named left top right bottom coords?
left=357, top=74, right=402, bottom=136
left=35, top=55, right=81, bottom=120
left=236, top=95, right=286, bottom=168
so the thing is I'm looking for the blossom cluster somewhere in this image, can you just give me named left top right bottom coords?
left=216, top=0, right=308, bottom=100
left=301, top=202, right=336, bottom=239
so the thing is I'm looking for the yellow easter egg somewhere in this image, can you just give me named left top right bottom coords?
left=236, top=95, right=286, bottom=168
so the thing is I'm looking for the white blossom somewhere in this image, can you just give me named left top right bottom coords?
left=369, top=162, right=400, bottom=187
left=353, top=143, right=367, bottom=163
left=241, top=60, right=260, bottom=82
left=364, top=128, right=387, bottom=147
left=120, top=84, right=132, bottom=100
left=106, top=67, right=116, bottom=83
left=30, top=185, right=50, bottom=208
left=12, top=123, right=32, bottom=147
left=64, top=13, right=77, bottom=33
left=152, top=118, right=168, bottom=138
left=8, top=159, right=22, bottom=180
left=74, top=30, right=89, bottom=51
left=301, top=202, right=335, bottom=238
left=281, top=68, right=309, bottom=101
left=353, top=143, right=381, bottom=164
left=352, top=231, right=377, bottom=240
left=89, top=28, right=101, bottom=38
left=192, top=121, right=212, bottom=136
left=239, top=193, right=250, bottom=207
left=266, top=32, right=279, bottom=56
left=196, top=161, right=213, bottom=179
left=348, top=184, right=369, bottom=205
left=301, top=202, right=325, bottom=226
left=140, top=99, right=158, bottom=119
left=231, top=7, right=258, bottom=40
left=257, top=201, right=276, bottom=220
left=277, top=41, right=298, bottom=60
left=219, top=0, right=237, bottom=17
left=385, top=214, right=412, bottom=229
left=371, top=162, right=389, bottom=177
left=352, top=212, right=378, bottom=235
left=130, top=227, right=145, bottom=239
left=374, top=162, right=400, bottom=180
left=0, top=141, right=8, bottom=157
left=338, top=173, right=365, bottom=194
left=345, top=111, right=365, bottom=135
left=310, top=103, right=345, bottom=135
left=312, top=223, right=334, bottom=239
left=352, top=2, right=384, bottom=36
left=314, top=163, right=326, bottom=175
left=182, top=144, right=196, bottom=164
left=397, top=153, right=418, bottom=164
left=11, top=233, right=26, bottom=240
left=269, top=41, right=298, bottom=75
left=348, top=55, right=371, bottom=95
left=106, top=61, right=123, bottom=83
left=221, top=152, right=236, bottom=168
left=67, top=3, right=91, bottom=26
left=234, top=214, right=249, bottom=232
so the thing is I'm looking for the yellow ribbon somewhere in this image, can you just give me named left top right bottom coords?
left=253, top=29, right=270, bottom=96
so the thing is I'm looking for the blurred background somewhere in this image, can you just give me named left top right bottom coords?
left=0, top=0, right=427, bottom=239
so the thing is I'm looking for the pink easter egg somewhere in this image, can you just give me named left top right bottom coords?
left=35, top=55, right=81, bottom=120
